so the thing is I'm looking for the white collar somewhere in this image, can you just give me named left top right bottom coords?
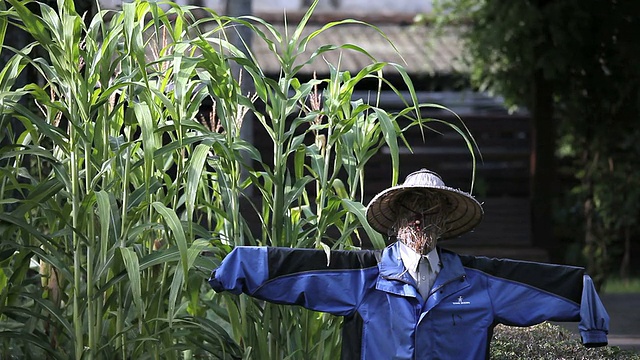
left=397, top=241, right=441, bottom=281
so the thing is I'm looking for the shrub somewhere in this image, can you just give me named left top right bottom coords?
left=492, top=323, right=639, bottom=360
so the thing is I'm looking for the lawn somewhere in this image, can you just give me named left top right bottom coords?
left=603, top=277, right=640, bottom=294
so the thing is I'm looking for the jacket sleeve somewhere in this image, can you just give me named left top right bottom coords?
left=464, top=257, right=609, bottom=347
left=579, top=275, right=609, bottom=347
left=208, top=246, right=379, bottom=316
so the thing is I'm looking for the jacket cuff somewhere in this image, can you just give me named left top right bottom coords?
left=581, top=330, right=608, bottom=348
left=208, top=271, right=225, bottom=292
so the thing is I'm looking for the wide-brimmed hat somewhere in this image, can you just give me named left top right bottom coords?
left=365, top=169, right=483, bottom=239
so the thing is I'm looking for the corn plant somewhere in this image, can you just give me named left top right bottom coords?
left=0, top=0, right=475, bottom=359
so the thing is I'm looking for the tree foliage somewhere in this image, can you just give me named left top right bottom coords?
left=434, top=0, right=640, bottom=285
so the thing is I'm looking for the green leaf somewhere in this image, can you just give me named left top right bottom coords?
left=6, top=0, right=53, bottom=48
left=0, top=330, right=63, bottom=360
left=168, top=239, right=209, bottom=323
left=152, top=202, right=189, bottom=281
left=0, top=1, right=7, bottom=47
left=291, top=0, right=318, bottom=44
left=0, top=213, right=54, bottom=248
left=342, top=199, right=385, bottom=249
left=317, top=241, right=331, bottom=266
left=0, top=44, right=36, bottom=91
left=141, top=246, right=181, bottom=269
left=9, top=178, right=64, bottom=219
left=372, top=108, right=400, bottom=185
left=21, top=293, right=75, bottom=343
left=185, top=143, right=209, bottom=220
left=172, top=44, right=200, bottom=104
left=133, top=102, right=157, bottom=177
left=95, top=190, right=111, bottom=259
left=119, top=247, right=145, bottom=318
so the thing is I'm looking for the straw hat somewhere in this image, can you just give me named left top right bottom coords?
left=365, top=169, right=483, bottom=239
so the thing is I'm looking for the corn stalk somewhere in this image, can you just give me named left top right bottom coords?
left=0, top=1, right=476, bottom=359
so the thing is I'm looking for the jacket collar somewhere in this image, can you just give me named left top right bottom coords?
left=377, top=242, right=469, bottom=303
left=379, top=242, right=413, bottom=279
left=396, top=241, right=441, bottom=280
left=423, top=248, right=469, bottom=313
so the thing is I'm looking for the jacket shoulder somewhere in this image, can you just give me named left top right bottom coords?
left=267, top=247, right=381, bottom=279
left=453, top=251, right=584, bottom=303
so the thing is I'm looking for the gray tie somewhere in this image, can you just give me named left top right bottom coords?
left=416, top=257, right=433, bottom=299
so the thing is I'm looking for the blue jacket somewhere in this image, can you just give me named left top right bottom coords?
left=209, top=242, right=609, bottom=359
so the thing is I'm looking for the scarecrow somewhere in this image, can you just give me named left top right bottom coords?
left=209, top=169, right=609, bottom=359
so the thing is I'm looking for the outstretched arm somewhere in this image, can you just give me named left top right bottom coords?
left=461, top=255, right=609, bottom=347
left=209, top=246, right=379, bottom=316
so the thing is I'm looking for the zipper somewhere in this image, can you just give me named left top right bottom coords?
left=413, top=274, right=467, bottom=359
left=428, top=274, right=466, bottom=297
left=381, top=274, right=414, bottom=286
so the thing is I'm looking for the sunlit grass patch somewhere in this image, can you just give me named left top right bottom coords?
left=603, top=277, right=640, bottom=294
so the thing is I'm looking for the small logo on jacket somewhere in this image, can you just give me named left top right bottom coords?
left=452, top=296, right=470, bottom=305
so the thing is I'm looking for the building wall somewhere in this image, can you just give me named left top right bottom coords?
left=255, top=0, right=432, bottom=14
left=99, top=0, right=225, bottom=11
left=98, top=0, right=432, bottom=15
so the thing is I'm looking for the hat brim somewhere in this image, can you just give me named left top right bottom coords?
left=365, top=184, right=483, bottom=240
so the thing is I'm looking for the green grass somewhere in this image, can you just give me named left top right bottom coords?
left=603, top=277, right=640, bottom=294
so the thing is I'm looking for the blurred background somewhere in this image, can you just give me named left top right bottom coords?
left=7, top=0, right=639, bottom=289
left=3, top=0, right=639, bottom=352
